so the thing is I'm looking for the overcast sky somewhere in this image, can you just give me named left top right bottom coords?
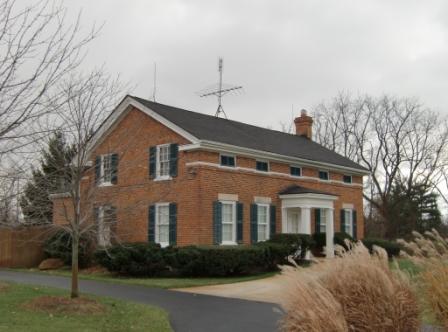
left=64, top=0, right=448, bottom=128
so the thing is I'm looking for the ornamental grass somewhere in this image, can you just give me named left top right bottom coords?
left=281, top=241, right=420, bottom=332
left=398, top=229, right=448, bottom=328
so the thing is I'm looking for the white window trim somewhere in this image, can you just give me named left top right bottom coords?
left=219, top=153, right=237, bottom=168
left=255, top=160, right=270, bottom=172
left=344, top=208, right=353, bottom=237
left=155, top=144, right=172, bottom=181
left=257, top=203, right=270, bottom=242
left=318, top=169, right=330, bottom=181
left=220, top=200, right=237, bottom=245
left=343, top=175, right=353, bottom=184
left=155, top=203, right=170, bottom=248
left=290, top=165, right=302, bottom=177
left=98, top=154, right=113, bottom=186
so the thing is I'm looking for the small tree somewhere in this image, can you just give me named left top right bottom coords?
left=53, top=69, right=125, bottom=298
left=20, top=131, right=75, bottom=224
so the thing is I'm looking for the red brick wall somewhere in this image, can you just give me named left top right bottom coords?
left=52, top=106, right=365, bottom=246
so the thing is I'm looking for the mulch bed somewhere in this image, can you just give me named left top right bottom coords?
left=22, top=296, right=106, bottom=315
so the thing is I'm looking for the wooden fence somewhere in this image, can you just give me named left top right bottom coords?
left=0, top=225, right=52, bottom=268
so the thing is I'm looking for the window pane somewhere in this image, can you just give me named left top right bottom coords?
left=222, top=224, right=233, bottom=241
left=220, top=155, right=235, bottom=167
left=343, top=175, right=352, bottom=183
left=158, top=145, right=170, bottom=177
left=257, top=205, right=268, bottom=225
left=222, top=204, right=233, bottom=223
left=258, top=225, right=267, bottom=241
left=102, top=155, right=112, bottom=183
left=158, top=206, right=169, bottom=224
left=344, top=210, right=352, bottom=235
left=319, top=171, right=329, bottom=180
left=320, top=209, right=326, bottom=233
left=256, top=161, right=268, bottom=172
left=159, top=224, right=169, bottom=243
left=290, top=167, right=301, bottom=176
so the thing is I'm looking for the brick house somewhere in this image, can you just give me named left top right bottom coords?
left=51, top=95, right=368, bottom=258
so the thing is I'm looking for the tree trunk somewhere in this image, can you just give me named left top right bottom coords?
left=71, top=233, right=79, bottom=298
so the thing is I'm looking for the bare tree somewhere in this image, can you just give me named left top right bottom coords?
left=312, top=93, right=448, bottom=238
left=47, top=69, right=125, bottom=298
left=0, top=0, right=98, bottom=156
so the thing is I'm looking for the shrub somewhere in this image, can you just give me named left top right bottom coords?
left=333, top=232, right=354, bottom=250
left=267, top=233, right=314, bottom=259
left=94, top=243, right=168, bottom=277
left=362, top=238, right=401, bottom=258
left=95, top=242, right=290, bottom=277
left=44, top=230, right=91, bottom=268
left=281, top=242, right=420, bottom=331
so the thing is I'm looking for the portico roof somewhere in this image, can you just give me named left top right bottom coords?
left=278, top=185, right=337, bottom=196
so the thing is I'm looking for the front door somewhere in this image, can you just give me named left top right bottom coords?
left=287, top=208, right=300, bottom=233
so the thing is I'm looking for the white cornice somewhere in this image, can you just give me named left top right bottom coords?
left=185, top=161, right=364, bottom=187
left=181, top=141, right=369, bottom=176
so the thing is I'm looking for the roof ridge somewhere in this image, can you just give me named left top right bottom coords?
left=131, top=95, right=305, bottom=139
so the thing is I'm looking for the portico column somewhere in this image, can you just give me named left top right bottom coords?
left=300, top=207, right=311, bottom=259
left=326, top=208, right=335, bottom=258
left=299, top=207, right=311, bottom=234
left=281, top=207, right=287, bottom=233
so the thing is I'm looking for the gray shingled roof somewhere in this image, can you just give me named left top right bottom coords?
left=132, top=96, right=367, bottom=172
left=279, top=185, right=336, bottom=196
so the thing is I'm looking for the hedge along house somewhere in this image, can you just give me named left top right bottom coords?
left=51, top=96, right=369, bottom=258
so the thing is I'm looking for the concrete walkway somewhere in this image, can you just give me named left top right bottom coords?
left=0, top=270, right=283, bottom=332
left=176, top=274, right=288, bottom=306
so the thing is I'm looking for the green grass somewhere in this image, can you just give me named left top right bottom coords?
left=11, top=268, right=278, bottom=289
left=391, top=258, right=423, bottom=277
left=0, top=281, right=172, bottom=332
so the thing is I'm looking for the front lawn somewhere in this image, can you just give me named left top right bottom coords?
left=0, top=281, right=172, bottom=332
left=11, top=268, right=277, bottom=289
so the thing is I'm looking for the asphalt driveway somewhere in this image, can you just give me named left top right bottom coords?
left=0, top=270, right=283, bottom=332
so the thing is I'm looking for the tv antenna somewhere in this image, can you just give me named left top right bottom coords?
left=198, top=58, right=243, bottom=118
left=152, top=62, right=157, bottom=102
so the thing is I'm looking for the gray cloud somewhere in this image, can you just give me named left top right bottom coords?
left=64, top=0, right=448, bottom=127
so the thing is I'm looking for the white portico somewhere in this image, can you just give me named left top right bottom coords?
left=279, top=185, right=338, bottom=258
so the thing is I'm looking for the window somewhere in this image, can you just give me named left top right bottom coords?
left=156, top=204, right=170, bottom=247
left=320, top=209, right=327, bottom=233
left=220, top=155, right=236, bottom=167
left=256, top=161, right=269, bottom=172
left=99, top=154, right=113, bottom=185
left=221, top=201, right=236, bottom=244
left=318, top=170, right=329, bottom=180
left=257, top=204, right=270, bottom=241
left=344, top=209, right=353, bottom=236
left=290, top=166, right=302, bottom=177
left=343, top=175, right=352, bottom=184
left=157, top=145, right=170, bottom=178
left=97, top=205, right=116, bottom=247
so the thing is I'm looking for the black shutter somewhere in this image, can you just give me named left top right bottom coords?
left=169, top=203, right=177, bottom=245
left=148, top=205, right=155, bottom=243
left=352, top=210, right=357, bottom=240
left=95, top=156, right=101, bottom=184
left=111, top=153, right=119, bottom=184
left=149, top=147, right=156, bottom=179
left=250, top=204, right=258, bottom=243
left=169, top=144, right=179, bottom=177
left=340, top=209, right=346, bottom=233
left=94, top=207, right=100, bottom=243
left=315, top=208, right=321, bottom=234
left=236, top=202, right=243, bottom=244
left=213, top=201, right=222, bottom=245
left=270, top=205, right=276, bottom=237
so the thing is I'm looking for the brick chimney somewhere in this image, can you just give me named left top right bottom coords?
left=294, top=109, right=313, bottom=139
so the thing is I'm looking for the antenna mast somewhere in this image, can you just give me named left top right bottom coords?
left=152, top=62, right=157, bottom=102
left=198, top=57, right=242, bottom=118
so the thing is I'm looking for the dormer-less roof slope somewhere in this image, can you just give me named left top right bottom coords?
left=131, top=96, right=367, bottom=173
